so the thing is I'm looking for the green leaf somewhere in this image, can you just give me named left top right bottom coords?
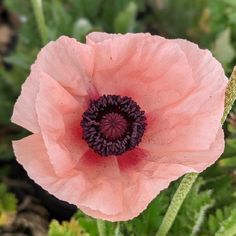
left=46, top=0, right=73, bottom=39
left=0, top=184, right=17, bottom=213
left=0, top=183, right=17, bottom=225
left=222, top=138, right=236, bottom=158
left=3, top=53, right=32, bottom=69
left=170, top=178, right=214, bottom=236
left=74, top=211, right=116, bottom=236
left=208, top=214, right=219, bottom=234
left=201, top=164, right=236, bottom=235
left=218, top=156, right=236, bottom=167
left=48, top=219, right=90, bottom=236
left=215, top=209, right=236, bottom=236
left=206, top=207, right=236, bottom=236
left=0, top=101, right=13, bottom=125
left=114, top=1, right=137, bottom=33
left=222, top=0, right=236, bottom=7
left=212, top=28, right=235, bottom=67
left=128, top=185, right=172, bottom=236
left=80, top=0, right=103, bottom=19
left=72, top=18, right=93, bottom=42
left=74, top=211, right=98, bottom=236
left=202, top=166, right=235, bottom=209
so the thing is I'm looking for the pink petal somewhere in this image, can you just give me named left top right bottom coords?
left=140, top=39, right=227, bottom=153
left=79, top=129, right=223, bottom=221
left=35, top=36, right=95, bottom=98
left=90, top=34, right=194, bottom=112
left=73, top=150, right=124, bottom=215
left=86, top=31, right=149, bottom=45
left=35, top=72, right=88, bottom=176
left=11, top=36, right=96, bottom=132
left=12, top=134, right=89, bottom=206
left=157, top=129, right=225, bottom=172
left=86, top=32, right=120, bottom=44
left=11, top=65, right=40, bottom=133
left=13, top=134, right=57, bottom=186
left=12, top=126, right=224, bottom=222
left=174, top=39, right=228, bottom=87
left=13, top=134, right=124, bottom=217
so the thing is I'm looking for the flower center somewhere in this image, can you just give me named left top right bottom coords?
left=100, top=112, right=128, bottom=140
left=81, top=95, right=147, bottom=156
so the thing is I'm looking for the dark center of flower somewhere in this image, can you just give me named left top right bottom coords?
left=100, top=112, right=128, bottom=140
left=81, top=95, right=147, bottom=156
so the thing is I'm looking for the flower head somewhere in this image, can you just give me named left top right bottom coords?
left=12, top=32, right=227, bottom=221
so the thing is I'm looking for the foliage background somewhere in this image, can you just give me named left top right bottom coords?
left=1, top=0, right=236, bottom=235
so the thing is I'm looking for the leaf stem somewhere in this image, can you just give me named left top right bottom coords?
left=156, top=67, right=236, bottom=236
left=31, top=0, right=48, bottom=44
left=97, top=220, right=106, bottom=236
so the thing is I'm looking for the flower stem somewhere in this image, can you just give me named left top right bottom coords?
left=156, top=66, right=236, bottom=236
left=97, top=220, right=106, bottom=236
left=31, top=0, right=48, bottom=44
left=156, top=173, right=198, bottom=236
left=115, top=222, right=121, bottom=236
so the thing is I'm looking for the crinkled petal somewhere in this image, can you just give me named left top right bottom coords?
left=79, top=129, right=223, bottom=221
left=13, top=134, right=58, bottom=186
left=12, top=133, right=88, bottom=206
left=157, top=129, right=225, bottom=172
left=11, top=36, right=95, bottom=132
left=140, top=39, right=227, bottom=153
left=72, top=150, right=123, bottom=215
left=86, top=32, right=120, bottom=44
left=12, top=98, right=225, bottom=222
left=35, top=72, right=88, bottom=176
left=13, top=134, right=123, bottom=217
left=11, top=65, right=40, bottom=133
left=90, top=34, right=194, bottom=112
left=35, top=36, right=95, bottom=98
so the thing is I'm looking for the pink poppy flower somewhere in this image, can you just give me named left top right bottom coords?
left=12, top=32, right=227, bottom=221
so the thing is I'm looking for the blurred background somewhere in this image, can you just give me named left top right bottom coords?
left=0, top=0, right=236, bottom=235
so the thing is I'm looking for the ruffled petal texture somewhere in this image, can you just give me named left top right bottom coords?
left=12, top=33, right=227, bottom=221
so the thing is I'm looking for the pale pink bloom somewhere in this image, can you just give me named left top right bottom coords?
left=12, top=32, right=227, bottom=221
